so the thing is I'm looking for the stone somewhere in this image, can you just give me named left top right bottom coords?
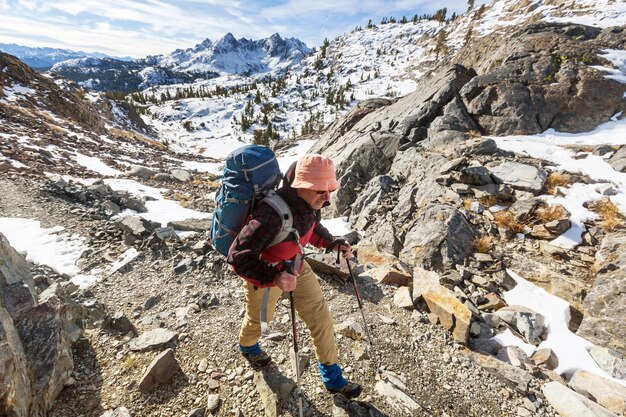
left=166, top=218, right=212, bottom=232
left=106, top=311, right=135, bottom=334
left=375, top=376, right=422, bottom=414
left=608, top=145, right=626, bottom=172
left=187, top=408, right=205, bottom=417
left=101, top=201, right=120, bottom=215
left=459, top=166, right=493, bottom=186
left=577, top=231, right=626, bottom=357
left=589, top=346, right=626, bottom=380
left=128, top=328, right=178, bottom=352
left=530, top=348, right=558, bottom=370
left=138, top=348, right=180, bottom=393
left=467, top=351, right=532, bottom=394
left=128, top=165, right=156, bottom=179
left=170, top=168, right=193, bottom=182
left=494, top=306, right=546, bottom=345
left=115, top=216, right=155, bottom=238
left=545, top=218, right=571, bottom=235
left=155, top=227, right=178, bottom=241
left=489, top=162, right=547, bottom=195
left=306, top=252, right=349, bottom=281
left=542, top=381, right=619, bottom=417
left=530, top=224, right=556, bottom=240
left=478, top=293, right=507, bottom=311
left=439, top=157, right=467, bottom=174
left=122, top=196, right=147, bottom=213
left=253, top=365, right=296, bottom=417
left=423, top=288, right=472, bottom=344
left=333, top=393, right=386, bottom=416
left=569, top=370, right=626, bottom=415
left=290, top=352, right=310, bottom=379
left=101, top=407, right=132, bottom=417
left=368, top=267, right=411, bottom=286
left=393, top=287, right=414, bottom=310
left=496, top=346, right=532, bottom=370
left=335, top=319, right=364, bottom=340
left=469, top=337, right=502, bottom=355
left=206, top=393, right=221, bottom=412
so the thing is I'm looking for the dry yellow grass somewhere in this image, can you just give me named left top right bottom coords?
left=165, top=191, right=192, bottom=208
left=108, top=127, right=167, bottom=150
left=592, top=199, right=625, bottom=232
left=493, top=210, right=526, bottom=234
left=473, top=235, right=493, bottom=253
left=478, top=195, right=499, bottom=208
left=123, top=355, right=136, bottom=370
left=468, top=130, right=482, bottom=138
left=544, top=172, right=571, bottom=195
left=535, top=203, right=568, bottom=222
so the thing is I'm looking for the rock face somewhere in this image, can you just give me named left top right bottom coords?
left=577, top=232, right=626, bottom=356
left=456, top=23, right=626, bottom=135
left=0, top=233, right=84, bottom=416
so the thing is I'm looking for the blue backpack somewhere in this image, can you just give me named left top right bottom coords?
left=210, top=144, right=294, bottom=257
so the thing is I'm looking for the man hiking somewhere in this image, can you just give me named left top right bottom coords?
left=228, top=154, right=362, bottom=399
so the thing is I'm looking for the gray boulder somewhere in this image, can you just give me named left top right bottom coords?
left=115, top=216, right=156, bottom=238
left=489, top=162, right=547, bottom=195
left=400, top=204, right=475, bottom=271
left=589, top=346, right=626, bottom=380
left=166, top=218, right=211, bottom=232
left=542, top=381, right=618, bottom=417
left=608, top=146, right=626, bottom=172
left=577, top=231, right=626, bottom=357
left=494, top=305, right=547, bottom=345
left=128, top=165, right=156, bottom=179
left=128, top=328, right=178, bottom=352
left=138, top=348, right=181, bottom=393
left=170, top=168, right=193, bottom=182
left=569, top=370, right=626, bottom=415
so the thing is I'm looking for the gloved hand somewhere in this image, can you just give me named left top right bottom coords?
left=325, top=238, right=351, bottom=259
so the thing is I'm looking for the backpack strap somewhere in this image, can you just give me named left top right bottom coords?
left=262, top=191, right=299, bottom=246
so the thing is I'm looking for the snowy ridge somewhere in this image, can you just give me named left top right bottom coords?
left=154, top=32, right=310, bottom=76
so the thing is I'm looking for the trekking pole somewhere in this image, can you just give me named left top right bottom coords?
left=285, top=262, right=304, bottom=417
left=336, top=246, right=381, bottom=376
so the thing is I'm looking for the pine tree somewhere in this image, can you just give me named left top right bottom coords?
left=434, top=29, right=448, bottom=59
left=467, top=0, right=475, bottom=11
left=464, top=26, right=473, bottom=45
left=367, top=19, right=373, bottom=29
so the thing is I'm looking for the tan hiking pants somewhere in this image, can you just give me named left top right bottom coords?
left=239, top=260, right=338, bottom=365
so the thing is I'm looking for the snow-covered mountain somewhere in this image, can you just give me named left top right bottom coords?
left=154, top=32, right=310, bottom=75
left=0, top=43, right=129, bottom=69
left=49, top=33, right=310, bottom=91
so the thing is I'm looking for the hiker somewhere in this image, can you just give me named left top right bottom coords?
left=228, top=154, right=362, bottom=399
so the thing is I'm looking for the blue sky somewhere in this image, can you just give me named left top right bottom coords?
left=0, top=0, right=473, bottom=57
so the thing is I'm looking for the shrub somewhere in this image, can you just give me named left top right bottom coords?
left=473, top=235, right=493, bottom=253
left=544, top=172, right=571, bottom=195
left=494, top=210, right=526, bottom=234
left=534, top=203, right=568, bottom=222
left=591, top=199, right=625, bottom=232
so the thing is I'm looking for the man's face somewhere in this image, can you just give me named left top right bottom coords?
left=296, top=188, right=331, bottom=210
